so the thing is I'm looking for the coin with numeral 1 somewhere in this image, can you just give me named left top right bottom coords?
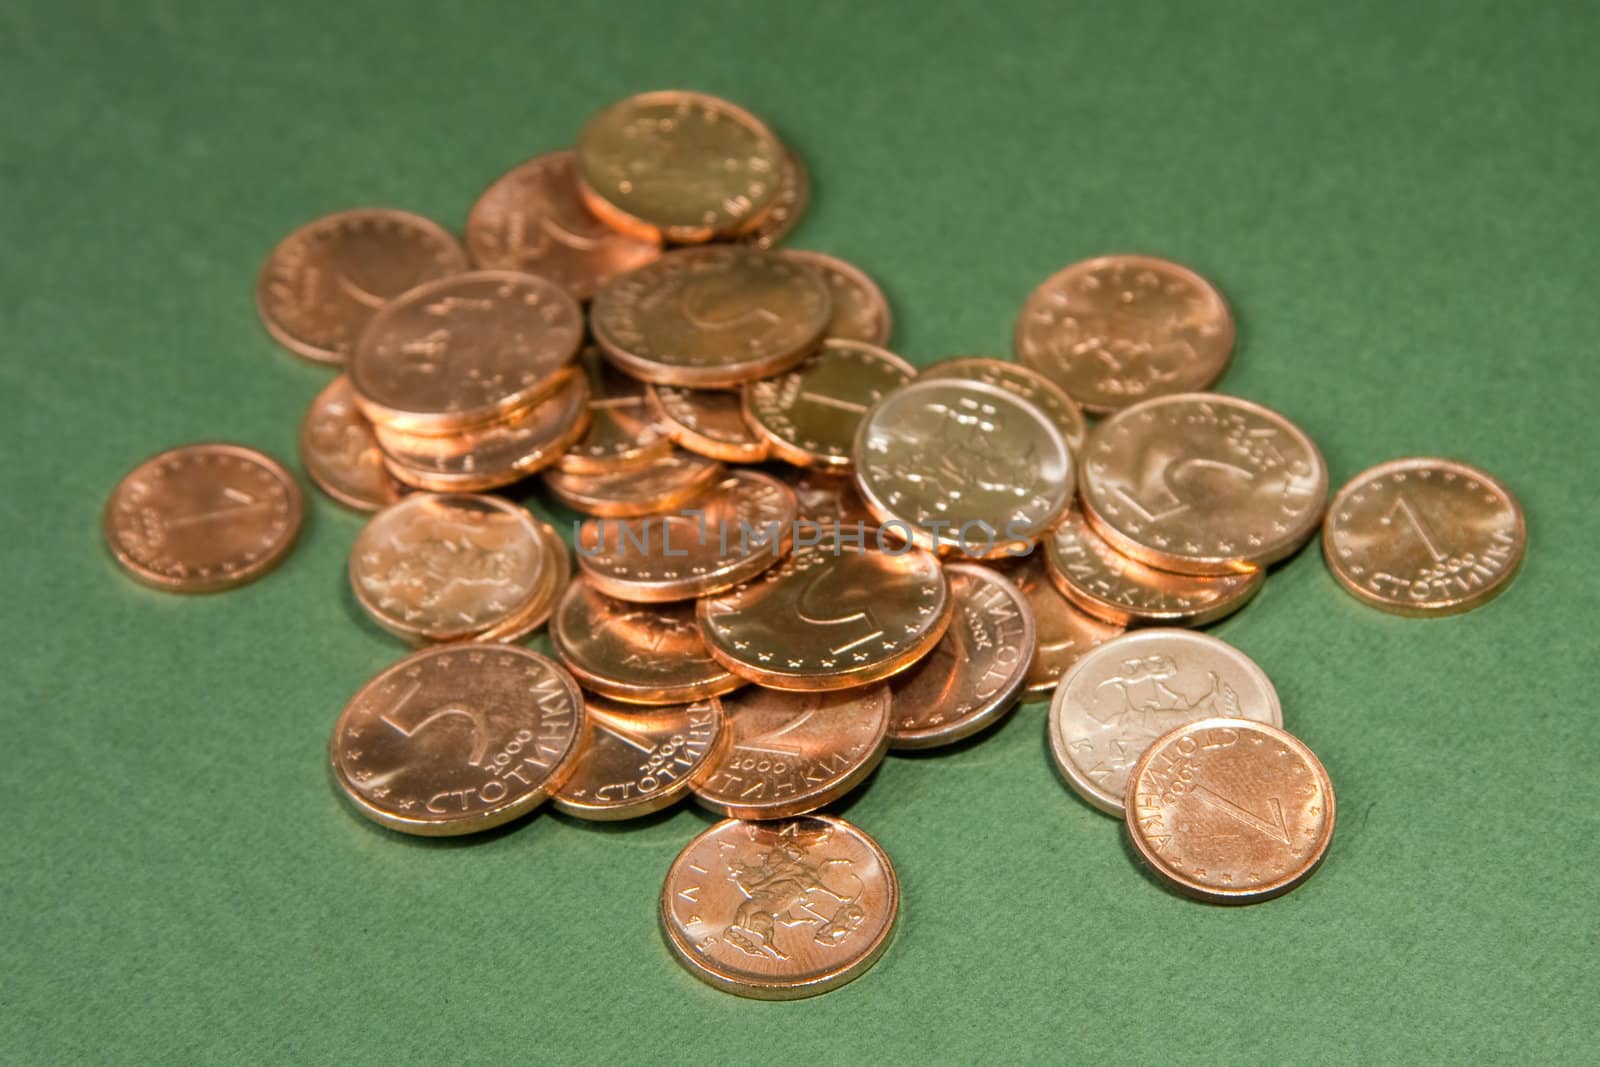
left=745, top=339, right=915, bottom=469
left=552, top=696, right=724, bottom=820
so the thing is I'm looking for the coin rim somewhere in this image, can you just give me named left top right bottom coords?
left=551, top=695, right=727, bottom=820
left=299, top=375, right=405, bottom=513
left=778, top=249, right=893, bottom=346
left=744, top=338, right=916, bottom=470
left=646, top=383, right=771, bottom=464
left=917, top=355, right=1087, bottom=459
left=540, top=451, right=725, bottom=518
left=474, top=514, right=570, bottom=643
left=742, top=148, right=810, bottom=250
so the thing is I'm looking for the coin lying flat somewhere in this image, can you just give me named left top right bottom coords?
left=1010, top=554, right=1125, bottom=695
left=918, top=356, right=1087, bottom=459
left=104, top=443, right=303, bottom=593
left=780, top=250, right=893, bottom=345
left=746, top=339, right=915, bottom=469
left=1323, top=457, right=1525, bottom=617
left=552, top=695, right=724, bottom=820
left=556, top=347, right=674, bottom=475
left=788, top=469, right=877, bottom=529
left=647, top=383, right=770, bottom=463
left=299, top=376, right=405, bottom=512
left=541, top=450, right=723, bottom=518
left=741, top=148, right=809, bottom=250
left=330, top=645, right=585, bottom=836
left=661, top=816, right=898, bottom=999
left=474, top=515, right=570, bottom=644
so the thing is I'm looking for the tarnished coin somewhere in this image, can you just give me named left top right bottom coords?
left=788, top=469, right=877, bottom=529
left=741, top=148, right=809, bottom=250
left=1127, top=718, right=1335, bottom=903
left=299, top=375, right=405, bottom=512
left=474, top=515, right=570, bottom=643
left=1011, top=554, right=1125, bottom=695
left=887, top=563, right=1034, bottom=750
left=542, top=450, right=723, bottom=518
left=691, top=687, right=891, bottom=818
left=1015, top=254, right=1234, bottom=414
left=1324, top=457, right=1525, bottom=617
left=104, top=443, right=303, bottom=593
left=256, top=208, right=468, bottom=366
left=1080, top=393, right=1328, bottom=575
left=577, top=90, right=784, bottom=244
left=557, top=347, right=674, bottom=474
left=746, top=339, right=915, bottom=470
left=1044, top=509, right=1262, bottom=626
left=464, top=149, right=660, bottom=302
left=552, top=696, right=724, bottom=820
left=919, top=356, right=1087, bottom=459
left=1049, top=629, right=1282, bottom=817
left=647, top=384, right=770, bottom=463
left=590, top=246, right=832, bottom=388
left=349, top=270, right=584, bottom=434
left=330, top=645, right=584, bottom=836
left=661, top=816, right=898, bottom=999
left=780, top=250, right=892, bottom=345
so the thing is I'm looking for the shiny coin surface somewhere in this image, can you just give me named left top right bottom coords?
left=1011, top=554, right=1125, bottom=695
left=330, top=644, right=584, bottom=836
left=647, top=383, right=770, bottom=463
left=746, top=339, right=915, bottom=469
left=552, top=696, right=723, bottom=820
left=919, top=356, right=1087, bottom=459
left=1080, top=393, right=1328, bottom=575
left=692, top=687, right=891, bottom=818
left=741, top=148, right=809, bottom=250
left=542, top=449, right=723, bottom=518
left=299, top=375, right=405, bottom=512
left=788, top=469, right=877, bottom=529
left=780, top=250, right=892, bottom=345
left=256, top=208, right=468, bottom=366
left=661, top=816, right=898, bottom=999
left=577, top=90, right=783, bottom=244
left=1126, top=718, right=1334, bottom=903
left=464, top=149, right=660, bottom=302
left=104, top=443, right=303, bottom=593
left=1049, top=629, right=1282, bottom=816
left=474, top=515, right=570, bottom=644
left=557, top=347, right=673, bottom=474
left=590, top=246, right=832, bottom=388
left=1323, top=457, right=1525, bottom=617
left=1015, top=254, right=1234, bottom=414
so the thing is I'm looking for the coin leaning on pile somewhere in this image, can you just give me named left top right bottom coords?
left=103, top=88, right=1529, bottom=998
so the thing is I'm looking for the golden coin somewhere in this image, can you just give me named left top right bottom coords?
left=299, top=375, right=405, bottom=512
left=474, top=515, right=570, bottom=643
left=576, top=90, right=783, bottom=243
left=1080, top=393, right=1328, bottom=575
left=349, top=270, right=584, bottom=434
left=745, top=339, right=916, bottom=470
left=741, top=148, right=809, bottom=250
left=1014, top=254, right=1234, bottom=414
left=698, top=524, right=951, bottom=690
left=1043, top=508, right=1262, bottom=626
left=1126, top=718, right=1334, bottom=903
left=691, top=687, right=891, bottom=818
left=104, top=443, right=303, bottom=593
left=552, top=695, right=724, bottom=820
left=330, top=645, right=584, bottom=836
left=647, top=383, right=770, bottom=463
left=787, top=468, right=877, bottom=529
left=464, top=149, right=660, bottom=302
left=918, top=356, right=1087, bottom=459
left=541, top=449, right=723, bottom=518
left=590, top=246, right=832, bottom=388
left=780, top=250, right=892, bottom=345
left=556, top=347, right=673, bottom=474
left=1009, top=554, right=1125, bottom=695
left=256, top=208, right=468, bottom=366
left=1323, top=457, right=1525, bottom=617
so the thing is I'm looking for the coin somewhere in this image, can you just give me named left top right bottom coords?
left=104, top=443, right=303, bottom=593
left=1323, top=457, right=1525, bottom=617
left=1126, top=718, right=1334, bottom=903
left=1048, top=629, right=1283, bottom=816
left=1014, top=254, right=1234, bottom=414
left=556, top=347, right=673, bottom=474
left=577, top=90, right=784, bottom=243
left=464, top=149, right=660, bottom=302
left=349, top=270, right=584, bottom=434
left=647, top=384, right=770, bottom=463
left=780, top=250, right=892, bottom=345
left=1010, top=554, right=1125, bottom=695
left=691, top=687, right=891, bottom=818
left=918, top=356, right=1087, bottom=459
left=475, top=515, right=570, bottom=643
left=745, top=339, right=915, bottom=469
left=590, top=246, right=832, bottom=388
left=330, top=644, right=584, bottom=836
left=854, top=378, right=1073, bottom=558
left=552, top=695, right=724, bottom=820
left=661, top=815, right=898, bottom=999
left=788, top=468, right=877, bottom=529
left=741, top=148, right=809, bottom=249
left=299, top=375, right=405, bottom=512
left=541, top=449, right=723, bottom=518
left=1043, top=509, right=1263, bottom=626
left=256, top=208, right=468, bottom=366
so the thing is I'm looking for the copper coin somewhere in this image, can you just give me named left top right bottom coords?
left=780, top=250, right=892, bottom=345
left=1010, top=554, right=1125, bottom=695
left=541, top=449, right=723, bottom=518
left=647, top=384, right=770, bottom=463
left=788, top=468, right=878, bottom=529
left=741, top=148, right=809, bottom=250
left=474, top=515, right=570, bottom=643
left=464, top=149, right=660, bottom=302
left=1043, top=509, right=1262, bottom=627
left=256, top=208, right=468, bottom=366
left=104, top=443, right=303, bottom=593
left=552, top=695, right=724, bottom=820
left=1014, top=254, right=1234, bottom=414
left=918, top=356, right=1087, bottom=459
left=887, top=563, right=1035, bottom=750
left=299, top=375, right=406, bottom=512
left=1323, top=457, right=1525, bottom=617
left=349, top=270, right=584, bottom=434
left=1126, top=718, right=1335, bottom=903
left=1049, top=629, right=1282, bottom=817
left=576, top=90, right=784, bottom=244
left=590, top=246, right=832, bottom=388
left=557, top=347, right=674, bottom=474
left=691, top=687, right=891, bottom=819
left=330, top=644, right=584, bottom=836
left=746, top=339, right=916, bottom=470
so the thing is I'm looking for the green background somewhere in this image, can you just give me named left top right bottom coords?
left=3, top=1, right=1595, bottom=1061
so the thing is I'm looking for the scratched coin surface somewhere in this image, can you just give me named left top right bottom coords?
left=464, top=149, right=660, bottom=302
left=349, top=270, right=584, bottom=434
left=474, top=515, right=570, bottom=644
left=552, top=696, right=724, bottom=820
left=1011, top=554, right=1125, bottom=695
left=104, top=443, right=303, bottom=593
left=662, top=815, right=898, bottom=1000
left=741, top=148, right=809, bottom=249
left=1080, top=393, right=1328, bottom=575
left=1015, top=254, right=1234, bottom=414
left=256, top=208, right=468, bottom=366
left=648, top=384, right=770, bottom=463
left=780, top=250, right=893, bottom=345
left=557, top=347, right=673, bottom=474
left=746, top=339, right=915, bottom=469
left=691, top=687, right=892, bottom=819
left=330, top=645, right=584, bottom=836
left=887, top=563, right=1034, bottom=750
left=1126, top=718, right=1335, bottom=903
left=919, top=356, right=1088, bottom=459
left=1323, top=457, right=1525, bottom=617
left=590, top=246, right=832, bottom=388
left=299, top=375, right=405, bottom=512
left=1049, top=629, right=1282, bottom=817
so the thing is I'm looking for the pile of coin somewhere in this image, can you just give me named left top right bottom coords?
left=104, top=89, right=1528, bottom=1000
